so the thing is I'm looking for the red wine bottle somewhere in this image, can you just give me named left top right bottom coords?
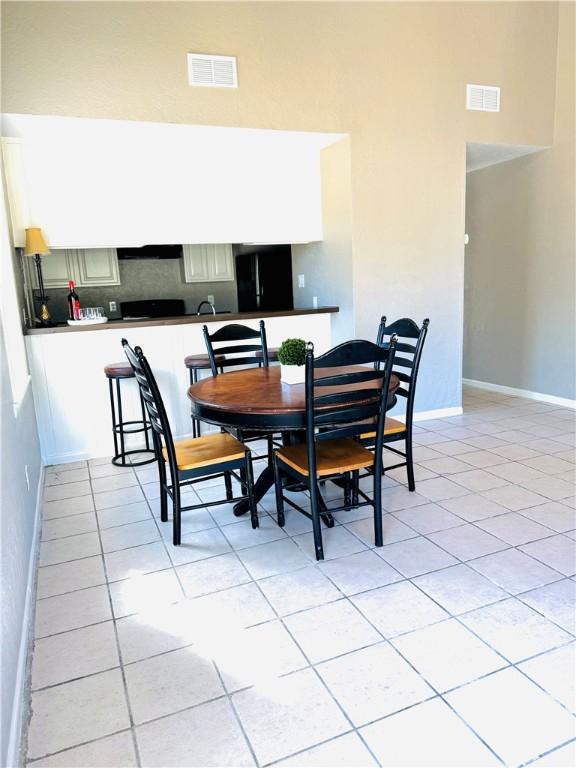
left=67, top=280, right=81, bottom=320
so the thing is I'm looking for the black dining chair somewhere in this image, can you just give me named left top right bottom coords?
left=361, top=317, right=429, bottom=491
left=122, top=339, right=258, bottom=544
left=202, top=321, right=277, bottom=463
left=273, top=337, right=397, bottom=560
left=203, top=321, right=269, bottom=374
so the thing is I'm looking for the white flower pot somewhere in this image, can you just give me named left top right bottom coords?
left=280, top=364, right=306, bottom=385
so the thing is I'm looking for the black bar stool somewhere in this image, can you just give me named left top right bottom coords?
left=184, top=353, right=226, bottom=437
left=104, top=362, right=156, bottom=467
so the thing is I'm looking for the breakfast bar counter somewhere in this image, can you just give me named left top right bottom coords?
left=25, top=307, right=338, bottom=335
left=25, top=307, right=339, bottom=464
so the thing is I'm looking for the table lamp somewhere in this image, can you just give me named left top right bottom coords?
left=24, top=227, right=52, bottom=326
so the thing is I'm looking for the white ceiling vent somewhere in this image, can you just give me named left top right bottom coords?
left=466, top=84, right=500, bottom=112
left=187, top=53, right=238, bottom=88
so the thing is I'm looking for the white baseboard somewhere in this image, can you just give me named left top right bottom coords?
left=6, top=464, right=44, bottom=768
left=413, top=406, right=463, bottom=421
left=463, top=378, right=576, bottom=410
left=391, top=406, right=463, bottom=423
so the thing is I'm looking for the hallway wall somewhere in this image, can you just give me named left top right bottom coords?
left=464, top=2, right=575, bottom=401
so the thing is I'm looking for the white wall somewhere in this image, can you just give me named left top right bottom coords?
left=2, top=115, right=337, bottom=248
left=0, top=184, right=42, bottom=765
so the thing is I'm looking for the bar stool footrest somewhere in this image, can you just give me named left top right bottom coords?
left=111, top=449, right=156, bottom=467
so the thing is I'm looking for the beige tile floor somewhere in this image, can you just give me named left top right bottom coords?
left=24, top=386, right=576, bottom=767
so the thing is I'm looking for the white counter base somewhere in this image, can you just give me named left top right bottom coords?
left=26, top=313, right=334, bottom=465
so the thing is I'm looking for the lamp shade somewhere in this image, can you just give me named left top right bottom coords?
left=24, top=228, right=50, bottom=256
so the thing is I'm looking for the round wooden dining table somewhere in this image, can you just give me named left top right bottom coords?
left=188, top=365, right=400, bottom=514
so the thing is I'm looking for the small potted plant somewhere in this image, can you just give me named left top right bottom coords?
left=278, top=338, right=307, bottom=385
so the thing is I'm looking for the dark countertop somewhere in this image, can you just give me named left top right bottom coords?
left=25, top=307, right=339, bottom=335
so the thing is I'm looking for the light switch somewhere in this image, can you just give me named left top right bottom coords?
left=298, top=274, right=305, bottom=288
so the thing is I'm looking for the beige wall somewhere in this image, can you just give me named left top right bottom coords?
left=1, top=1, right=562, bottom=411
left=464, top=1, right=575, bottom=401
left=293, top=137, right=354, bottom=344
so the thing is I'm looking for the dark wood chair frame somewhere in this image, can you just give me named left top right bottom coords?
left=122, top=339, right=258, bottom=545
left=364, top=316, right=429, bottom=491
left=203, top=321, right=269, bottom=374
left=273, top=337, right=397, bottom=560
left=203, top=320, right=278, bottom=464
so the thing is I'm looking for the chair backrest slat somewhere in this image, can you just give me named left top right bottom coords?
left=314, top=370, right=383, bottom=388
left=375, top=316, right=429, bottom=429
left=203, top=321, right=269, bottom=375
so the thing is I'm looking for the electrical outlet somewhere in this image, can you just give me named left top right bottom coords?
left=207, top=295, right=215, bottom=305
left=24, top=464, right=30, bottom=492
left=109, top=301, right=117, bottom=313
left=298, top=274, right=305, bottom=288
left=312, top=296, right=318, bottom=308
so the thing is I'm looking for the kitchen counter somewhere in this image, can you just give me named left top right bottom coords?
left=25, top=307, right=339, bottom=335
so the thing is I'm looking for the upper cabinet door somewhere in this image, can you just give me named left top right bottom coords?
left=75, top=248, right=120, bottom=286
left=28, top=248, right=120, bottom=288
left=207, top=244, right=235, bottom=281
left=29, top=249, right=78, bottom=289
left=183, top=245, right=211, bottom=282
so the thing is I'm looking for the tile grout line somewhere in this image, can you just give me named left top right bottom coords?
left=87, top=469, right=144, bottom=768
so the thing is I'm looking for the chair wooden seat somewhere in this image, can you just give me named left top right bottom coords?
left=163, top=432, right=246, bottom=471
left=184, top=353, right=226, bottom=369
left=104, top=362, right=134, bottom=379
left=277, top=439, right=375, bottom=477
left=361, top=417, right=406, bottom=440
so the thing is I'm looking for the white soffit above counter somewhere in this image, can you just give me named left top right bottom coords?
left=466, top=142, right=548, bottom=173
left=1, top=114, right=346, bottom=248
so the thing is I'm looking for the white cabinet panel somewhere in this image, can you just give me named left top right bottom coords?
left=28, top=248, right=120, bottom=288
left=209, top=244, right=235, bottom=281
left=29, top=249, right=77, bottom=289
left=183, top=244, right=234, bottom=283
left=183, top=245, right=210, bottom=282
left=75, top=248, right=120, bottom=286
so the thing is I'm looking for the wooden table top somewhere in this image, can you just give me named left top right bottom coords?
left=188, top=365, right=399, bottom=420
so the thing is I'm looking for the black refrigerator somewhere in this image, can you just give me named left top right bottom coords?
left=235, top=244, right=294, bottom=312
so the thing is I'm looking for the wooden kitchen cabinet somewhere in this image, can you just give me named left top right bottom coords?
left=183, top=244, right=234, bottom=283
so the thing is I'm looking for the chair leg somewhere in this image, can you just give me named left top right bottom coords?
left=405, top=435, right=416, bottom=492
left=309, top=478, right=324, bottom=561
left=352, top=470, right=359, bottom=507
left=273, top=456, right=285, bottom=528
left=116, top=378, right=126, bottom=466
left=109, top=379, right=119, bottom=459
left=244, top=453, right=259, bottom=530
left=373, top=467, right=383, bottom=547
left=172, top=480, right=182, bottom=546
left=344, top=472, right=352, bottom=510
left=157, top=455, right=168, bottom=523
left=224, top=472, right=234, bottom=501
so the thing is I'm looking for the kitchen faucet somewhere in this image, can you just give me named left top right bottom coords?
left=196, top=300, right=216, bottom=315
